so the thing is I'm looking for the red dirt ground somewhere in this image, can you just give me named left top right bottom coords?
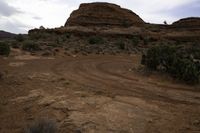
left=0, top=54, right=200, bottom=133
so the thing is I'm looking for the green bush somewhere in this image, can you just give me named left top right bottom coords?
left=88, top=36, right=104, bottom=44
left=142, top=44, right=200, bottom=84
left=170, top=58, right=200, bottom=84
left=131, top=36, right=139, bottom=46
left=22, top=41, right=40, bottom=52
left=0, top=42, right=10, bottom=56
left=65, top=32, right=71, bottom=39
left=143, top=45, right=162, bottom=70
left=15, top=34, right=24, bottom=42
left=115, top=39, right=125, bottom=50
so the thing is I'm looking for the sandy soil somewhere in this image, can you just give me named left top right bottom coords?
left=0, top=54, right=200, bottom=133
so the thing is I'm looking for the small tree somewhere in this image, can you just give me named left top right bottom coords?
left=0, top=42, right=10, bottom=56
left=144, top=45, right=162, bottom=70
left=164, top=20, right=168, bottom=25
left=39, top=26, right=45, bottom=30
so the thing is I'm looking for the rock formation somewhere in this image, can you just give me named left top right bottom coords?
left=172, top=17, right=200, bottom=28
left=65, top=2, right=144, bottom=27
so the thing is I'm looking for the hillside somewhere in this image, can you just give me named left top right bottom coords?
left=0, top=30, right=16, bottom=39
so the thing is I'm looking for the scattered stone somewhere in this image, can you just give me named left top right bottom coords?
left=38, top=97, right=56, bottom=107
left=42, top=51, right=51, bottom=56
left=193, top=120, right=200, bottom=126
left=9, top=62, right=26, bottom=67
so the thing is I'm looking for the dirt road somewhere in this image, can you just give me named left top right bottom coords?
left=0, top=55, right=200, bottom=133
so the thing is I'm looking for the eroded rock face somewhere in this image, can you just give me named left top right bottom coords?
left=172, top=17, right=200, bottom=28
left=65, top=2, right=144, bottom=27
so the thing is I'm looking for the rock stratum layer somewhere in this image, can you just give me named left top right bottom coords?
left=65, top=2, right=144, bottom=27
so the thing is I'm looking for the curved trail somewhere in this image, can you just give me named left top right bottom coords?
left=52, top=55, right=200, bottom=105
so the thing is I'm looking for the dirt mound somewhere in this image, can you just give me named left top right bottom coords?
left=172, top=17, right=200, bottom=28
left=65, top=2, right=144, bottom=27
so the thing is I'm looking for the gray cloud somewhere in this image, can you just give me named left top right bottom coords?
left=0, top=18, right=32, bottom=33
left=32, top=16, right=42, bottom=20
left=0, top=1, right=21, bottom=17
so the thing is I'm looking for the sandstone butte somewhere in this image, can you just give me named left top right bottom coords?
left=65, top=2, right=145, bottom=27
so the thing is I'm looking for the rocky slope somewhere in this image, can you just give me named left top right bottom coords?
left=65, top=2, right=144, bottom=27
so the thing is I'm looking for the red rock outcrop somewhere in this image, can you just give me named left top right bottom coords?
left=65, top=2, right=144, bottom=27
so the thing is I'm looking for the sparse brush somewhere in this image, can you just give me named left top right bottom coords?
left=22, top=41, right=40, bottom=52
left=131, top=36, right=139, bottom=46
left=142, top=44, right=200, bottom=84
left=15, top=34, right=24, bottom=42
left=25, top=118, right=57, bottom=133
left=115, top=39, right=125, bottom=50
left=88, top=36, right=104, bottom=44
left=0, top=42, right=10, bottom=56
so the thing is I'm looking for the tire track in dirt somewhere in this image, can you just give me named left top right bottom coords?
left=52, top=56, right=200, bottom=105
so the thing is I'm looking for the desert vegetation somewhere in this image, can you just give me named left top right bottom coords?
left=88, top=36, right=104, bottom=44
left=25, top=119, right=57, bottom=133
left=22, top=41, right=41, bottom=52
left=0, top=42, right=10, bottom=56
left=142, top=44, right=200, bottom=84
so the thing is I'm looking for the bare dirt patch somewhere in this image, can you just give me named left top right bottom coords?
left=0, top=55, right=200, bottom=133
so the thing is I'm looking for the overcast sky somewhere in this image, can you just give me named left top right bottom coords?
left=0, top=0, right=199, bottom=33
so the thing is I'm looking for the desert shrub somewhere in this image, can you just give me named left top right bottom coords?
left=185, top=45, right=200, bottom=60
left=131, top=36, right=139, bottom=46
left=88, top=36, right=104, bottom=44
left=25, top=118, right=57, bottom=133
left=29, top=33, right=42, bottom=40
left=65, top=32, right=71, bottom=39
left=11, top=41, right=21, bottom=49
left=0, top=42, right=10, bottom=56
left=122, top=20, right=130, bottom=27
left=55, top=38, right=61, bottom=44
left=170, top=58, right=200, bottom=84
left=115, top=39, right=125, bottom=50
left=143, top=45, right=162, bottom=70
left=142, top=44, right=200, bottom=84
left=22, top=41, right=40, bottom=52
left=29, top=32, right=50, bottom=40
left=143, top=37, right=149, bottom=45
left=15, top=34, right=24, bottom=42
left=47, top=43, right=58, bottom=48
